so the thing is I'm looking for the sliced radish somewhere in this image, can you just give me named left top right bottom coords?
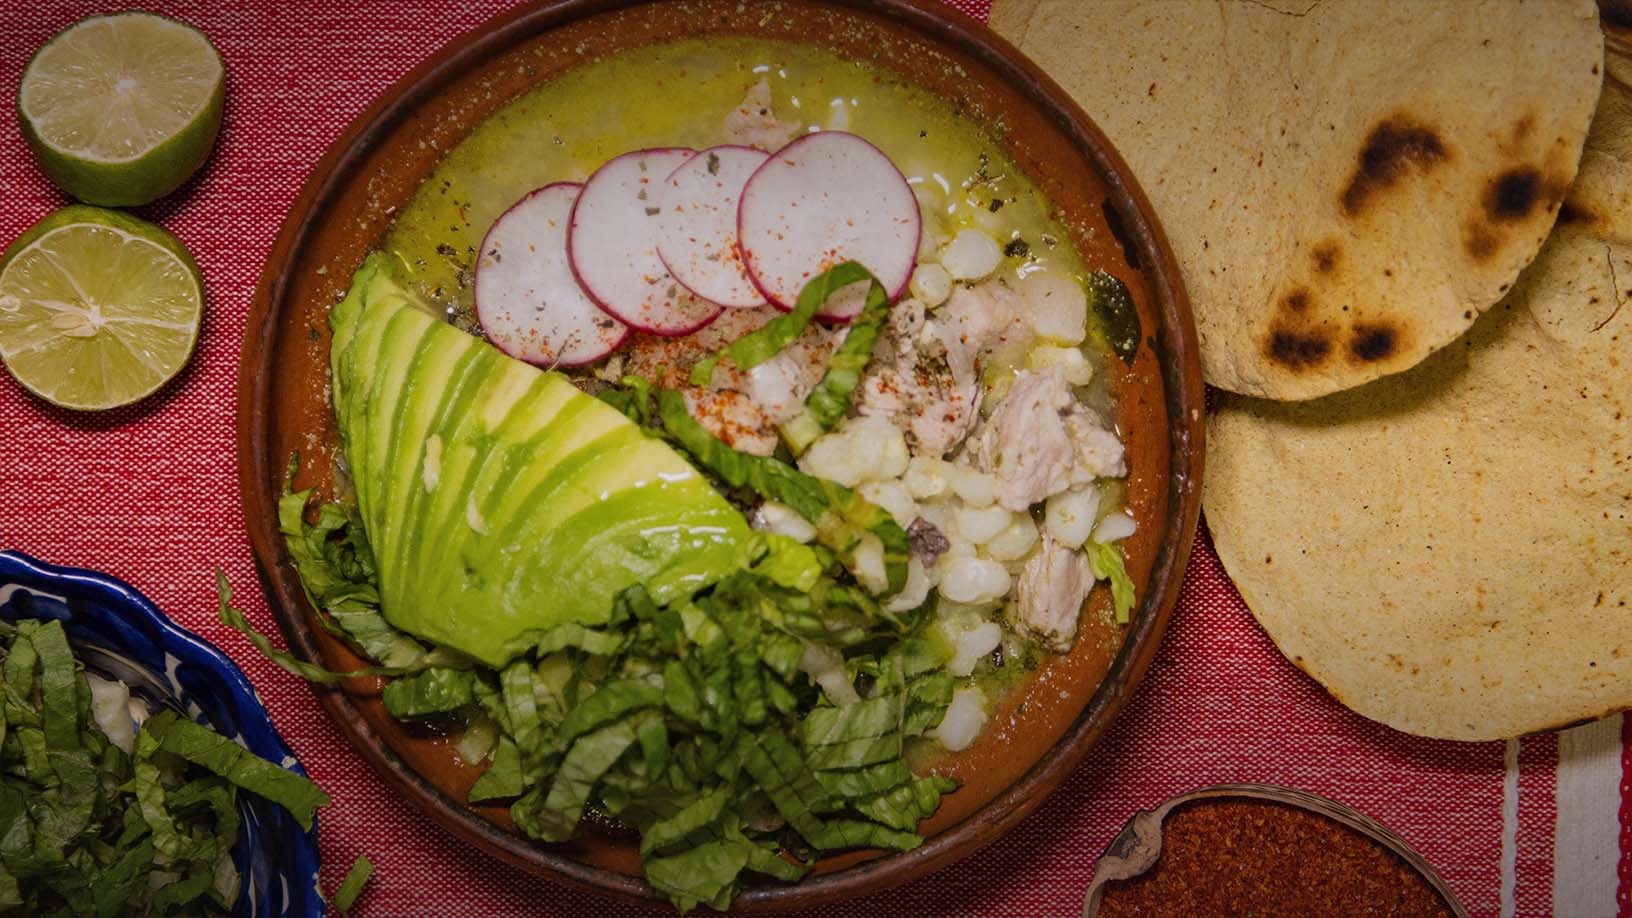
left=654, top=145, right=770, bottom=310
left=738, top=131, right=920, bottom=321
left=569, top=148, right=723, bottom=337
left=475, top=182, right=628, bottom=367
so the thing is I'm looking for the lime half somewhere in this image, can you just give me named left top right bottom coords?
left=0, top=206, right=203, bottom=410
left=18, top=12, right=225, bottom=207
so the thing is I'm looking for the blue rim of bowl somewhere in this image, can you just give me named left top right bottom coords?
left=0, top=550, right=325, bottom=918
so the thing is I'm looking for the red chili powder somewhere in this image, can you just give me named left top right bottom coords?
left=1095, top=799, right=1454, bottom=917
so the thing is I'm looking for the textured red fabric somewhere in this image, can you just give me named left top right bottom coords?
left=1517, top=731, right=1556, bottom=915
left=1622, top=715, right=1632, bottom=917
left=0, top=1, right=1584, bottom=916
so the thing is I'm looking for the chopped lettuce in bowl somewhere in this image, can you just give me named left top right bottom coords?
left=0, top=550, right=339, bottom=917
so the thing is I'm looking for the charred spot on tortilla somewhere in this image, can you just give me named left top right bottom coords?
left=1265, top=326, right=1332, bottom=369
left=1348, top=323, right=1398, bottom=363
left=1464, top=222, right=1500, bottom=261
left=1280, top=287, right=1312, bottom=314
left=1310, top=241, right=1341, bottom=275
left=1512, top=115, right=1537, bottom=143
left=1340, top=116, right=1449, bottom=216
left=1100, top=198, right=1141, bottom=270
left=1485, top=167, right=1547, bottom=221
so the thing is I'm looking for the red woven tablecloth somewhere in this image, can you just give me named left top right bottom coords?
left=0, top=2, right=1623, bottom=915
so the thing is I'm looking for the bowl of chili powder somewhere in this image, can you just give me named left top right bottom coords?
left=1085, top=783, right=1467, bottom=917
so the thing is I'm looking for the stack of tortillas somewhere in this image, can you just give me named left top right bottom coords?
left=995, top=0, right=1629, bottom=740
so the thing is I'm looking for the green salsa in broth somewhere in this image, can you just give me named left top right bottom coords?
left=383, top=36, right=1086, bottom=329
left=374, top=35, right=1128, bottom=734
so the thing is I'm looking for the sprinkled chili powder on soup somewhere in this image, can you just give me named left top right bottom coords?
left=1095, top=800, right=1454, bottom=917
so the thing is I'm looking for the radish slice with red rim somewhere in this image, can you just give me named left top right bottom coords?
left=655, top=145, right=770, bottom=310
left=569, top=147, right=723, bottom=337
left=738, top=131, right=920, bottom=321
left=475, top=182, right=628, bottom=367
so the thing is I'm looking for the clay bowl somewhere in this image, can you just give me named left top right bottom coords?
left=237, top=0, right=1204, bottom=909
left=1084, top=784, right=1469, bottom=917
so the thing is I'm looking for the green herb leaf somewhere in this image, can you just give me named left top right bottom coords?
left=1088, top=270, right=1140, bottom=365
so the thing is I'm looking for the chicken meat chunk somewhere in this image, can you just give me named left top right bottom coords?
left=969, top=367, right=1077, bottom=512
left=1012, top=535, right=1092, bottom=651
left=970, top=365, right=1126, bottom=511
left=855, top=280, right=1028, bottom=458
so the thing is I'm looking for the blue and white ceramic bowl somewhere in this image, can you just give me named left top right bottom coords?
left=0, top=550, right=325, bottom=918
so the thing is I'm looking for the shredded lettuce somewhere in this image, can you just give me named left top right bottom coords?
left=527, top=623, right=625, bottom=657
left=643, top=839, right=751, bottom=913
left=654, top=389, right=909, bottom=595
left=778, top=266, right=891, bottom=455
left=279, top=455, right=428, bottom=668
left=147, top=711, right=332, bottom=832
left=854, top=775, right=957, bottom=832
left=1087, top=541, right=1137, bottom=624
left=468, top=738, right=525, bottom=802
left=516, top=722, right=637, bottom=842
left=214, top=571, right=403, bottom=685
left=382, top=668, right=478, bottom=719
left=689, top=261, right=880, bottom=389
left=685, top=261, right=890, bottom=458
left=266, top=391, right=985, bottom=913
left=333, top=855, right=374, bottom=916
left=0, top=619, right=348, bottom=915
left=750, top=534, right=826, bottom=593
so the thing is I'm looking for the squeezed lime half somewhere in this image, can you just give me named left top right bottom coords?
left=17, top=12, right=225, bottom=207
left=0, top=206, right=203, bottom=410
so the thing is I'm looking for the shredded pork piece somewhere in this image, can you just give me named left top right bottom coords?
left=854, top=279, right=1036, bottom=458
left=940, top=280, right=1024, bottom=380
left=969, top=367, right=1079, bottom=511
left=970, top=365, right=1125, bottom=511
left=1013, top=534, right=1092, bottom=651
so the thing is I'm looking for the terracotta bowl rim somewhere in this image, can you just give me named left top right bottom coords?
left=236, top=0, right=1205, bottom=909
